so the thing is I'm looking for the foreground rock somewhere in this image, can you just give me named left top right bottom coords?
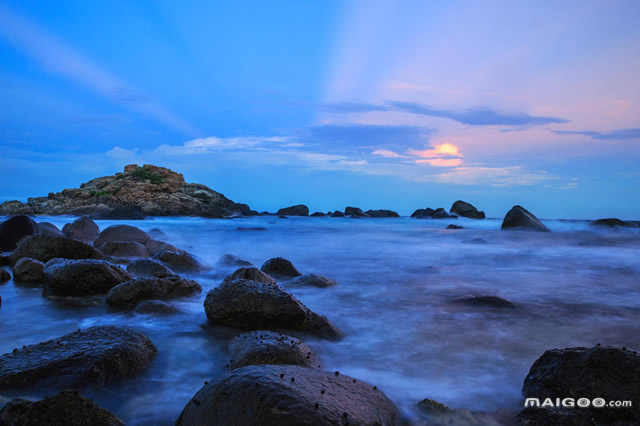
left=126, top=258, right=175, bottom=278
left=0, top=390, right=124, bottom=426
left=176, top=365, right=400, bottom=426
left=450, top=200, right=486, bottom=219
left=94, top=224, right=151, bottom=248
left=62, top=216, right=100, bottom=242
left=154, top=250, right=203, bottom=272
left=501, top=205, right=550, bottom=232
left=99, top=241, right=150, bottom=258
left=204, top=279, right=342, bottom=339
left=0, top=215, right=39, bottom=250
left=365, top=209, right=399, bottom=218
left=277, top=204, right=309, bottom=216
left=12, top=258, right=44, bottom=283
left=261, top=257, right=302, bottom=279
left=290, top=274, right=337, bottom=288
left=106, top=276, right=202, bottom=307
left=43, top=259, right=131, bottom=296
left=0, top=326, right=157, bottom=390
left=223, top=267, right=276, bottom=285
left=453, top=295, right=515, bottom=308
left=590, top=218, right=636, bottom=228
left=9, top=234, right=104, bottom=265
left=522, top=345, right=640, bottom=422
left=229, top=331, right=321, bottom=370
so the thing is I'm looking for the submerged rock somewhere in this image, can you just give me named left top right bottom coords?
left=43, top=258, right=131, bottom=296
left=126, top=258, right=175, bottom=278
left=365, top=209, right=400, bottom=218
left=290, top=274, right=337, bottom=288
left=106, top=276, right=202, bottom=307
left=99, top=241, right=150, bottom=258
left=453, top=295, right=515, bottom=308
left=94, top=225, right=151, bottom=248
left=153, top=250, right=203, bottom=272
left=0, top=215, right=39, bottom=250
left=501, top=205, right=550, bottom=232
left=277, top=205, right=309, bottom=216
left=9, top=234, right=104, bottom=265
left=0, top=326, right=157, bottom=390
left=450, top=200, right=486, bottom=219
left=216, top=254, right=252, bottom=268
left=229, top=331, right=321, bottom=370
left=37, top=222, right=63, bottom=237
left=12, top=258, right=44, bottom=283
left=223, top=267, right=276, bottom=286
left=177, top=364, right=400, bottom=426
left=590, top=218, right=636, bottom=228
left=204, top=279, right=342, bottom=339
left=62, top=216, right=100, bottom=243
left=261, top=257, right=302, bottom=279
left=134, top=299, right=179, bottom=315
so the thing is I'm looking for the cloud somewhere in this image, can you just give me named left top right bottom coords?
left=372, top=149, right=406, bottom=158
left=424, top=166, right=554, bottom=186
left=301, top=123, right=432, bottom=150
left=554, top=128, right=640, bottom=140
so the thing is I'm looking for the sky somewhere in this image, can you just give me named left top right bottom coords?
left=0, top=0, right=639, bottom=219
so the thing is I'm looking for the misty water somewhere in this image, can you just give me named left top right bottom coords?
left=1, top=215, right=640, bottom=424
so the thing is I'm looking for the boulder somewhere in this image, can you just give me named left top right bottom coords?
left=223, top=267, right=276, bottom=286
left=94, top=225, right=151, bottom=248
left=344, top=206, right=368, bottom=217
left=204, top=279, right=342, bottom=339
left=217, top=254, right=252, bottom=268
left=62, top=216, right=99, bottom=242
left=176, top=365, right=401, bottom=426
left=0, top=269, right=10, bottom=283
left=590, top=218, right=636, bottom=228
left=501, top=205, right=550, bottom=232
left=106, top=276, right=202, bottom=307
left=261, top=257, right=302, bottom=279
left=0, top=390, right=124, bottom=426
left=134, top=299, right=179, bottom=315
left=310, top=212, right=327, bottom=217
left=453, top=295, right=515, bottom=308
left=450, top=200, right=486, bottom=219
left=12, top=258, right=44, bottom=283
left=146, top=239, right=181, bottom=256
left=43, top=259, right=131, bottom=296
left=99, top=241, right=150, bottom=258
left=522, top=346, right=640, bottom=422
left=9, top=234, right=104, bottom=265
left=431, top=208, right=456, bottom=219
left=126, top=258, right=175, bottom=278
left=37, top=222, right=63, bottom=237
left=153, top=250, right=203, bottom=272
left=290, top=274, right=337, bottom=288
left=0, top=215, right=39, bottom=250
left=365, top=209, right=399, bottom=218
left=228, top=331, right=321, bottom=370
left=0, top=326, right=157, bottom=390
left=446, top=224, right=464, bottom=229
left=411, top=208, right=436, bottom=218
left=276, top=205, right=309, bottom=216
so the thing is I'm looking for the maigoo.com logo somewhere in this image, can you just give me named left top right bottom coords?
left=525, top=398, right=632, bottom=408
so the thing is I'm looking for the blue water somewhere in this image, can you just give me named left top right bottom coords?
left=1, top=215, right=639, bottom=424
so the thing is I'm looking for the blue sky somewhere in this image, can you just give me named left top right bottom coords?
left=0, top=0, right=639, bottom=219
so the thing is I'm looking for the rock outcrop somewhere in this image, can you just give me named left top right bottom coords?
left=276, top=205, right=309, bottom=216
left=501, top=205, right=550, bottom=232
left=94, top=225, right=151, bottom=248
left=0, top=164, right=257, bottom=218
left=450, top=200, right=486, bottom=219
left=228, top=331, right=321, bottom=370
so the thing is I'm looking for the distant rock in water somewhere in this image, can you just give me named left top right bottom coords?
left=329, top=211, right=345, bottom=217
left=310, top=212, right=327, bottom=217
left=0, top=215, right=39, bottom=250
left=446, top=224, right=464, bottom=229
left=223, top=267, right=276, bottom=286
left=344, top=206, right=368, bottom=217
left=0, top=164, right=257, bottom=218
left=450, top=200, right=486, bottom=219
left=412, top=208, right=435, bottom=218
left=261, top=257, right=302, bottom=279
left=365, top=209, right=400, bottom=217
left=276, top=204, right=309, bottom=216
left=453, top=295, right=515, bottom=308
left=590, top=218, right=636, bottom=228
left=216, top=254, right=252, bottom=268
left=94, top=224, right=151, bottom=248
left=501, top=205, right=550, bottom=232
left=412, top=207, right=456, bottom=219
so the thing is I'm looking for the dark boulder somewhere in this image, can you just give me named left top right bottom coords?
left=134, top=299, right=179, bottom=315
left=126, top=258, right=174, bottom=278
left=176, top=364, right=401, bottom=426
left=365, top=209, right=399, bottom=218
left=453, top=295, right=515, bottom=308
left=12, top=258, right=44, bottom=283
left=0, top=269, right=10, bottom=283
left=106, top=276, right=202, bottom=307
left=261, top=257, right=302, bottom=279
left=9, top=234, right=104, bottom=265
left=501, top=205, right=550, bottom=232
left=62, top=216, right=99, bottom=243
left=228, top=331, right=321, bottom=370
left=450, top=200, right=486, bottom=219
left=344, top=206, right=368, bottom=217
left=411, top=208, right=435, bottom=218
left=0, top=390, right=124, bottom=426
left=446, top=224, right=464, bottom=229
left=431, top=208, right=456, bottom=219
left=145, top=239, right=181, bottom=256
left=94, top=225, right=151, bottom=248
left=37, top=222, right=63, bottom=237
left=204, top=279, right=342, bottom=339
left=216, top=254, right=252, bottom=268
left=0, top=216, right=39, bottom=250
left=310, top=212, right=327, bottom=217
left=43, top=259, right=131, bottom=296
left=290, top=274, right=337, bottom=288
left=0, top=326, right=157, bottom=390
left=276, top=205, right=309, bottom=216
left=153, top=250, right=203, bottom=272
left=590, top=218, right=636, bottom=228
left=329, top=211, right=345, bottom=218
left=99, top=241, right=150, bottom=258
left=91, top=205, right=145, bottom=220
left=223, top=267, right=276, bottom=286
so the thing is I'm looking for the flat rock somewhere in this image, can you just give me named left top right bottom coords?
left=261, top=257, right=302, bottom=279
left=9, top=234, right=104, bottom=265
left=99, top=241, right=150, bottom=258
left=229, top=331, right=321, bottom=370
left=153, top=250, right=203, bottom=272
left=223, top=267, right=276, bottom=286
left=126, top=258, right=175, bottom=278
left=501, top=205, right=550, bottom=232
left=43, top=258, right=131, bottom=296
left=62, top=216, right=99, bottom=242
left=106, top=276, right=202, bottom=307
left=290, top=274, right=337, bottom=288
left=94, top=225, right=151, bottom=248
left=0, top=216, right=39, bottom=250
left=12, top=258, right=44, bottom=283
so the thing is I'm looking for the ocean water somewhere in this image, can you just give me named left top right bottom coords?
left=1, top=215, right=639, bottom=424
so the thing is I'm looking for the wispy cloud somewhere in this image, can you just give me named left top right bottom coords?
left=554, top=128, right=640, bottom=140
left=300, top=123, right=432, bottom=151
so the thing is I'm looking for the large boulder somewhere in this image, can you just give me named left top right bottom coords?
left=223, top=267, right=276, bottom=286
left=0, top=215, right=39, bottom=250
left=94, top=225, right=151, bottom=248
left=590, top=218, right=636, bottom=228
left=37, top=222, right=63, bottom=237
left=176, top=365, right=401, bottom=426
left=43, top=259, right=131, bottom=296
left=344, top=206, right=368, bottom=217
left=450, top=200, right=485, bottom=219
left=99, top=241, right=150, bottom=258
left=277, top=205, right=309, bottom=216
left=228, top=331, right=321, bottom=370
left=204, top=279, right=342, bottom=339
left=126, top=258, right=175, bottom=278
left=0, top=326, right=157, bottom=390
left=106, top=276, right=202, bottom=307
left=9, top=234, right=104, bottom=265
left=522, top=345, right=640, bottom=422
left=290, top=274, right=337, bottom=288
left=62, top=216, right=100, bottom=242
left=261, top=257, right=302, bottom=279
left=0, top=390, right=124, bottom=426
left=12, top=258, right=44, bottom=283
left=153, top=250, right=203, bottom=272
left=501, top=205, right=550, bottom=232
left=365, top=209, right=399, bottom=218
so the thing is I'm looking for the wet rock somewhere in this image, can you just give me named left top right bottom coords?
left=134, top=299, right=179, bottom=315
left=94, top=225, right=151, bottom=248
left=450, top=200, right=486, bottom=219
left=106, top=276, right=202, bottom=307
left=62, top=216, right=100, bottom=243
left=43, top=259, right=131, bottom=296
left=290, top=274, right=337, bottom=288
left=228, top=331, right=321, bottom=370
left=261, top=257, right=302, bottom=279
left=522, top=345, right=640, bottom=422
left=453, top=295, right=515, bottom=308
left=411, top=208, right=436, bottom=218
left=310, top=212, right=327, bottom=217
left=217, top=254, right=252, bottom=268
left=344, top=206, right=368, bottom=217
left=277, top=205, right=309, bottom=216
left=0, top=390, right=124, bottom=426
left=126, top=258, right=175, bottom=278
left=12, top=258, right=44, bottom=283
left=153, top=250, right=203, bottom=272
left=516, top=407, right=596, bottom=425
left=145, top=239, right=181, bottom=256
left=204, top=279, right=342, bottom=339
left=0, top=326, right=157, bottom=390
left=37, top=222, right=63, bottom=237
left=329, top=211, right=345, bottom=217
left=99, top=241, right=150, bottom=258
left=590, top=218, right=636, bottom=228
left=0, top=269, right=10, bottom=283
left=223, top=267, right=276, bottom=286
left=365, top=209, right=399, bottom=218
left=176, top=364, right=400, bottom=426
left=9, top=234, right=104, bottom=265
left=446, top=224, right=464, bottom=229
left=0, top=216, right=39, bottom=250
left=501, top=205, right=550, bottom=232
